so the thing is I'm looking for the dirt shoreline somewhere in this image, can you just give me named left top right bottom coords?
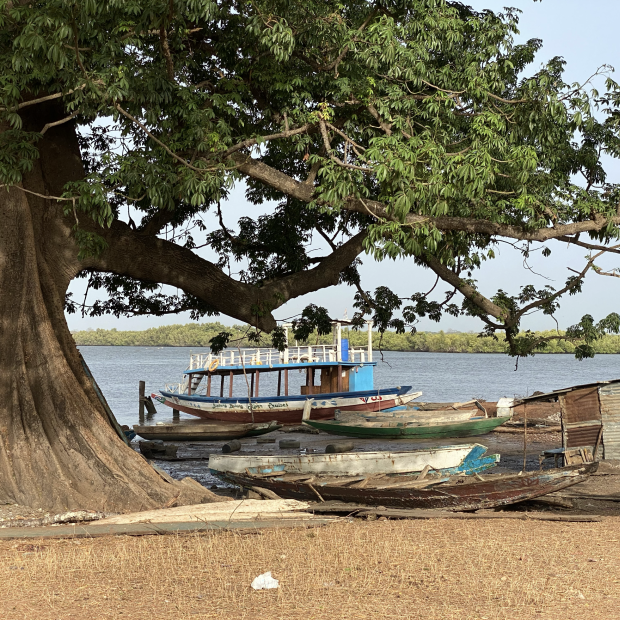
left=6, top=426, right=620, bottom=527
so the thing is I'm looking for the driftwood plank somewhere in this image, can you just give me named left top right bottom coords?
left=308, top=502, right=601, bottom=522
left=493, top=426, right=561, bottom=434
left=355, top=509, right=602, bottom=522
left=557, top=494, right=620, bottom=502
left=250, top=486, right=282, bottom=500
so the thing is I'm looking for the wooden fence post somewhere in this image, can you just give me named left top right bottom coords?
left=139, top=381, right=145, bottom=424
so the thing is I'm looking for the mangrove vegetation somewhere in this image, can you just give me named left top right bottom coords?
left=73, top=323, right=620, bottom=354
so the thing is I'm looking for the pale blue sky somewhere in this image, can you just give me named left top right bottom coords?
left=67, top=0, right=620, bottom=333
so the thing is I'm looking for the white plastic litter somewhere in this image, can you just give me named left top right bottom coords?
left=251, top=572, right=279, bottom=590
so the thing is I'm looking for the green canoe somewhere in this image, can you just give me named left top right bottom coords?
left=303, top=416, right=509, bottom=439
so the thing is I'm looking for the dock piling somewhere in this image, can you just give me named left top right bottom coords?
left=139, top=380, right=145, bottom=424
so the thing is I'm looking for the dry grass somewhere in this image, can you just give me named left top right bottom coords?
left=1, top=518, right=620, bottom=620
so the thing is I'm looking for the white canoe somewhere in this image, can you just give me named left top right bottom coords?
left=209, top=444, right=496, bottom=476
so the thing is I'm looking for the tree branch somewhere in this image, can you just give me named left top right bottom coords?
left=222, top=123, right=313, bottom=157
left=422, top=255, right=509, bottom=324
left=0, top=83, right=93, bottom=112
left=232, top=152, right=620, bottom=242
left=40, top=111, right=79, bottom=135
left=558, top=235, right=620, bottom=255
left=83, top=221, right=366, bottom=331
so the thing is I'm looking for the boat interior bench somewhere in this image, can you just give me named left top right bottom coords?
left=539, top=447, right=594, bottom=468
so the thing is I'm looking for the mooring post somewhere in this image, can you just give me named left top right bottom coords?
left=173, top=408, right=180, bottom=421
left=139, top=380, right=145, bottom=424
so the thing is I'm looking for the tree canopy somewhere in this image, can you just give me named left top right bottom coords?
left=3, top=0, right=620, bottom=359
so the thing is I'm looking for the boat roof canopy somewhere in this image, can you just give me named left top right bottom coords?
left=515, top=378, right=620, bottom=404
left=184, top=360, right=377, bottom=376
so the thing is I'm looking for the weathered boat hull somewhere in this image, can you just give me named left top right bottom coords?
left=154, top=387, right=417, bottom=424
left=209, top=444, right=499, bottom=477
left=303, top=416, right=509, bottom=439
left=133, top=420, right=281, bottom=441
left=362, top=409, right=477, bottom=423
left=218, top=463, right=597, bottom=511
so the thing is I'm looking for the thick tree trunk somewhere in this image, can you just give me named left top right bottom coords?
left=0, top=185, right=217, bottom=512
left=0, top=107, right=218, bottom=512
left=0, top=185, right=218, bottom=511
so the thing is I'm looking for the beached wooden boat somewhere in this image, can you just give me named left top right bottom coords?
left=216, top=463, right=597, bottom=511
left=303, top=415, right=509, bottom=439
left=209, top=444, right=499, bottom=477
left=360, top=409, right=477, bottom=423
left=133, top=420, right=281, bottom=441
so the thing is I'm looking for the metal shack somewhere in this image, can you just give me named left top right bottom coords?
left=516, top=379, right=620, bottom=463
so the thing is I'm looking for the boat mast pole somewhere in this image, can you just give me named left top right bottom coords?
left=277, top=370, right=282, bottom=396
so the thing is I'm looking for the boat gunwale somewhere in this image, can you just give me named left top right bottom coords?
left=304, top=416, right=508, bottom=431
left=209, top=443, right=486, bottom=463
left=160, top=385, right=413, bottom=404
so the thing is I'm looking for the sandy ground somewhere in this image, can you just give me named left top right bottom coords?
left=3, top=427, right=620, bottom=618
left=1, top=518, right=620, bottom=620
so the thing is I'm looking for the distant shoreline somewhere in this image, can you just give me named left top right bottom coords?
left=74, top=344, right=620, bottom=354
left=71, top=323, right=620, bottom=354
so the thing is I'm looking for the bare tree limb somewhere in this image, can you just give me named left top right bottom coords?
left=558, top=235, right=620, bottom=255
left=160, top=26, right=174, bottom=80
left=81, top=219, right=366, bottom=331
left=367, top=105, right=392, bottom=136
left=222, top=123, right=313, bottom=157
left=0, top=84, right=91, bottom=112
left=40, top=111, right=79, bottom=135
left=422, top=255, right=510, bottom=324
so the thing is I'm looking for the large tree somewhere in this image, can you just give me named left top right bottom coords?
left=1, top=0, right=619, bottom=511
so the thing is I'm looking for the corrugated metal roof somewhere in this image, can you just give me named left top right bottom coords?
left=600, top=384, right=620, bottom=459
left=516, top=378, right=620, bottom=404
left=563, top=387, right=601, bottom=424
left=565, top=424, right=601, bottom=449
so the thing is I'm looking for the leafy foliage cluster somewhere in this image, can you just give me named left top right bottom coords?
left=2, top=0, right=620, bottom=361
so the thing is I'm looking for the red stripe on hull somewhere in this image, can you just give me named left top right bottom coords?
left=161, top=399, right=402, bottom=424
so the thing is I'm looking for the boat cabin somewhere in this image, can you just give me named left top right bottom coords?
left=164, top=320, right=376, bottom=398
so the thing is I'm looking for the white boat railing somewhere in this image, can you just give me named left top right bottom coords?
left=165, top=381, right=189, bottom=395
left=162, top=320, right=375, bottom=396
left=186, top=344, right=371, bottom=372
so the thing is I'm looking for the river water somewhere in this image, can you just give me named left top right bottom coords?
left=79, top=346, right=620, bottom=427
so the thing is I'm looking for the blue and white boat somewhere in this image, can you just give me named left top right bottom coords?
left=154, top=320, right=420, bottom=424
